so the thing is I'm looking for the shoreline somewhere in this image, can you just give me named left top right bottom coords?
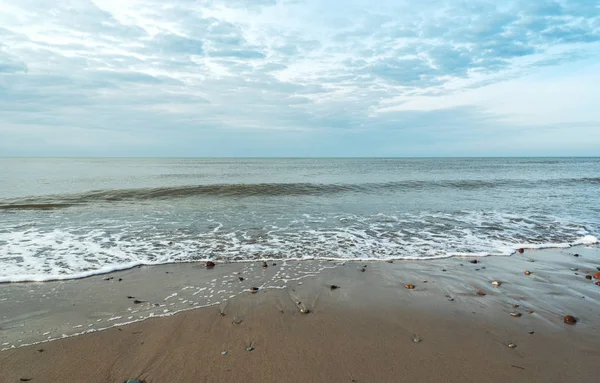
left=1, top=237, right=597, bottom=284
left=1, top=245, right=599, bottom=382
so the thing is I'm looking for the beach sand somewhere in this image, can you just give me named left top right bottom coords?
left=1, top=246, right=599, bottom=382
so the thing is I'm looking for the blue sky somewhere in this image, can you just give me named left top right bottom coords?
left=0, top=0, right=599, bottom=157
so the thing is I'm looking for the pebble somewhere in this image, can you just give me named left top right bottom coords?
left=330, top=285, right=340, bottom=290
left=238, top=276, right=244, bottom=281
left=262, top=261, right=268, bottom=268
left=221, top=351, right=228, bottom=355
left=249, top=287, right=259, bottom=293
left=595, top=281, right=600, bottom=286
left=573, top=253, right=580, bottom=257
left=512, top=304, right=520, bottom=308
left=476, top=290, right=486, bottom=296
left=492, top=281, right=501, bottom=287
left=405, top=284, right=415, bottom=289
left=300, top=308, right=310, bottom=314
left=510, top=312, right=522, bottom=317
left=524, top=270, right=531, bottom=276
left=593, top=272, right=600, bottom=280
left=585, top=275, right=592, bottom=280
left=517, top=248, right=524, bottom=253
left=206, top=261, right=215, bottom=269
left=571, top=268, right=578, bottom=271
left=246, top=346, right=254, bottom=351
left=470, top=260, right=478, bottom=264
left=563, top=315, right=577, bottom=325
left=412, top=336, right=422, bottom=343
left=133, top=300, right=145, bottom=304
left=360, top=268, right=366, bottom=272
left=508, top=343, right=517, bottom=348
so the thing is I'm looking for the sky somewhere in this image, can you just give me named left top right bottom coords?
left=0, top=0, right=599, bottom=157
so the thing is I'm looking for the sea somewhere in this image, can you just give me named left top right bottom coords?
left=1, top=157, right=598, bottom=283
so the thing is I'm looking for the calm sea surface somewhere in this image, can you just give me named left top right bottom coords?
left=1, top=158, right=599, bottom=282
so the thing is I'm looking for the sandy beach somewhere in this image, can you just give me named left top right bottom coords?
left=1, top=245, right=599, bottom=383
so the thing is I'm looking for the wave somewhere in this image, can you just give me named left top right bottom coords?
left=2, top=177, right=599, bottom=210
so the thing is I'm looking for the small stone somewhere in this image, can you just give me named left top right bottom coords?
left=585, top=275, right=592, bottom=280
left=524, top=270, right=531, bottom=276
left=360, top=268, right=366, bottom=272
left=470, top=260, right=478, bottom=264
left=512, top=304, right=520, bottom=308
left=593, top=272, right=600, bottom=280
left=133, top=300, right=145, bottom=304
left=476, top=290, right=486, bottom=296
left=118, top=278, right=122, bottom=282
left=300, top=308, right=310, bottom=314
left=249, top=287, right=259, bottom=293
left=507, top=343, right=517, bottom=349
left=573, top=253, right=580, bottom=257
left=127, top=296, right=135, bottom=299
left=491, top=281, right=501, bottom=286
left=447, top=297, right=454, bottom=301
left=221, top=351, right=228, bottom=355
left=405, top=284, right=415, bottom=289
left=517, top=248, right=524, bottom=254
left=330, top=285, right=340, bottom=290
left=206, top=261, right=216, bottom=269
left=238, top=276, right=244, bottom=281
left=262, top=261, right=268, bottom=268
left=528, top=331, right=535, bottom=335
left=412, top=336, right=422, bottom=343
left=595, top=281, right=600, bottom=286
left=510, top=312, right=522, bottom=317
left=246, top=346, right=254, bottom=351
left=37, top=349, right=44, bottom=352
left=563, top=315, right=577, bottom=324
left=298, top=282, right=303, bottom=285
left=103, top=277, right=113, bottom=281
left=442, top=269, right=447, bottom=272
left=386, top=260, right=394, bottom=263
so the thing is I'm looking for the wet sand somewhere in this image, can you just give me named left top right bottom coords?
left=1, top=246, right=599, bottom=382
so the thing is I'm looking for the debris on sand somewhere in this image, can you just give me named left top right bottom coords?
left=517, top=248, right=524, bottom=254
left=507, top=343, right=517, bottom=348
left=594, top=272, right=600, bottom=279
left=563, top=315, right=577, bottom=325
left=238, top=276, right=244, bottom=281
left=133, top=300, right=145, bottom=304
left=405, top=284, right=415, bottom=289
left=360, top=267, right=366, bottom=272
left=412, top=335, right=422, bottom=343
left=262, top=261, right=268, bottom=268
left=512, top=304, right=520, bottom=308
left=510, top=312, right=522, bottom=318
left=249, top=287, right=260, bottom=293
left=206, top=261, right=216, bottom=269
left=470, top=260, right=478, bottom=264
left=585, top=275, right=592, bottom=280
left=300, top=308, right=310, bottom=314
left=329, top=285, right=340, bottom=290
left=491, top=281, right=501, bottom=287
left=476, top=290, right=486, bottom=296
left=524, top=270, right=531, bottom=276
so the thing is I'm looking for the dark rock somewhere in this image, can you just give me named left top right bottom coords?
left=563, top=315, right=577, bottom=324
left=573, top=253, right=580, bottom=257
left=250, top=287, right=259, bottom=293
left=262, top=261, right=268, bottom=268
left=206, top=261, right=216, bottom=269
left=103, top=277, right=113, bottom=281
left=595, top=281, right=600, bottom=286
left=476, top=290, right=486, bottom=296
left=517, top=248, right=524, bottom=254
left=330, top=285, right=340, bottom=290
left=585, top=275, right=592, bottom=280
left=127, top=296, right=135, bottom=299
left=238, top=276, right=244, bottom=281
left=528, top=331, right=535, bottom=335
left=133, top=300, right=145, bottom=304
left=118, top=278, right=122, bottom=282
left=470, top=260, right=478, bottom=264
left=272, top=263, right=277, bottom=266
left=360, top=267, right=366, bottom=272
left=37, top=349, right=44, bottom=352
left=20, top=379, right=32, bottom=382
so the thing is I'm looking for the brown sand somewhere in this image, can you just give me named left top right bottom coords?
left=1, top=247, right=599, bottom=383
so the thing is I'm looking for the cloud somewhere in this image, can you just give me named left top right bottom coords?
left=0, top=0, right=599, bottom=156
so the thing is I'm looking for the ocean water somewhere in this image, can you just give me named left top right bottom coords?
left=0, top=157, right=598, bottom=283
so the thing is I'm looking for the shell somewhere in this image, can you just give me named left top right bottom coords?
left=563, top=315, right=577, bottom=324
left=491, top=281, right=501, bottom=287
